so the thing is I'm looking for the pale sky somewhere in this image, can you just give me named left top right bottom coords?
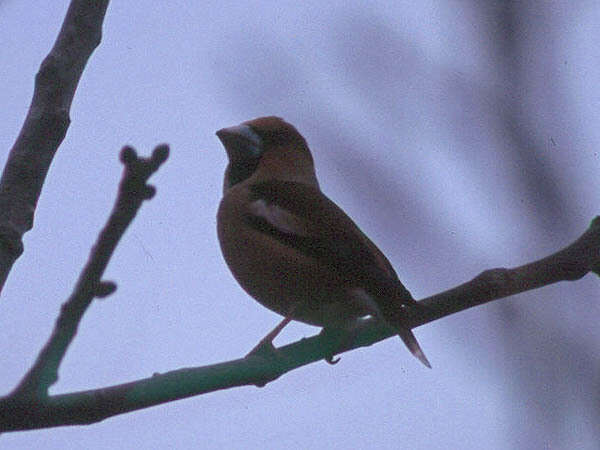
left=1, top=1, right=599, bottom=449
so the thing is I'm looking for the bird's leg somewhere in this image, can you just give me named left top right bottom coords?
left=259, top=316, right=293, bottom=347
left=247, top=316, right=292, bottom=358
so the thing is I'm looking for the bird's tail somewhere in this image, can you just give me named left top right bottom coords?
left=378, top=279, right=432, bottom=368
left=352, top=278, right=431, bottom=368
left=397, top=326, right=431, bottom=369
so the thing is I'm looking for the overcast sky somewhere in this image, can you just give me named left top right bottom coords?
left=1, top=1, right=599, bottom=449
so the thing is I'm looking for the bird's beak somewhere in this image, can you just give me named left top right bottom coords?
left=216, top=124, right=263, bottom=161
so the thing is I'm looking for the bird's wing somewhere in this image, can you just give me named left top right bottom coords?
left=245, top=180, right=427, bottom=366
left=245, top=180, right=399, bottom=282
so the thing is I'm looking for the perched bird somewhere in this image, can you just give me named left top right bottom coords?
left=216, top=116, right=430, bottom=367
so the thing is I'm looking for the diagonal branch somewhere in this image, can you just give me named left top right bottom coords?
left=0, top=0, right=110, bottom=294
left=10, top=145, right=169, bottom=400
left=415, top=216, right=600, bottom=322
left=0, top=215, right=597, bottom=431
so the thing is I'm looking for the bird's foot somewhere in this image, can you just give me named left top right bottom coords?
left=319, top=327, right=353, bottom=365
left=324, top=354, right=341, bottom=365
left=246, top=316, right=293, bottom=359
left=246, top=337, right=287, bottom=387
left=246, top=337, right=280, bottom=359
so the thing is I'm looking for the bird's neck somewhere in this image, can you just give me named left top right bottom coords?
left=254, top=149, right=320, bottom=188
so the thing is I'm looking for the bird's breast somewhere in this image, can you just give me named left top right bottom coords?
left=217, top=192, right=367, bottom=327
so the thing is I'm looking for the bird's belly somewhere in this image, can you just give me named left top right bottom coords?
left=218, top=218, right=367, bottom=327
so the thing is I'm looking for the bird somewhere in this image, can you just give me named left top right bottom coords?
left=216, top=116, right=431, bottom=368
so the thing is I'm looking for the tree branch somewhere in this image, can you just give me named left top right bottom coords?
left=10, top=145, right=169, bottom=400
left=415, top=216, right=600, bottom=323
left=0, top=215, right=597, bottom=431
left=0, top=0, right=110, bottom=294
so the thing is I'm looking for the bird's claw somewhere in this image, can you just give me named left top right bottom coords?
left=320, top=327, right=351, bottom=365
left=325, top=354, right=341, bottom=365
left=246, top=340, right=285, bottom=388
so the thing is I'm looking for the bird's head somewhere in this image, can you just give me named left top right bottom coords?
left=216, top=116, right=318, bottom=192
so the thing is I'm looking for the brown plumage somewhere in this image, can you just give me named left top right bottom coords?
left=216, top=116, right=430, bottom=367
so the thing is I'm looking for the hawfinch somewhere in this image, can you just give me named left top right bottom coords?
left=216, top=116, right=430, bottom=368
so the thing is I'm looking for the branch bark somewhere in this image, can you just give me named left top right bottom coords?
left=0, top=0, right=110, bottom=294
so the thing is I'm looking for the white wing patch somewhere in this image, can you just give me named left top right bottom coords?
left=348, top=287, right=382, bottom=318
left=248, top=199, right=310, bottom=236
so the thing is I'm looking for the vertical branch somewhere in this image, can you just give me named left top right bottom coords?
left=0, top=0, right=110, bottom=294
